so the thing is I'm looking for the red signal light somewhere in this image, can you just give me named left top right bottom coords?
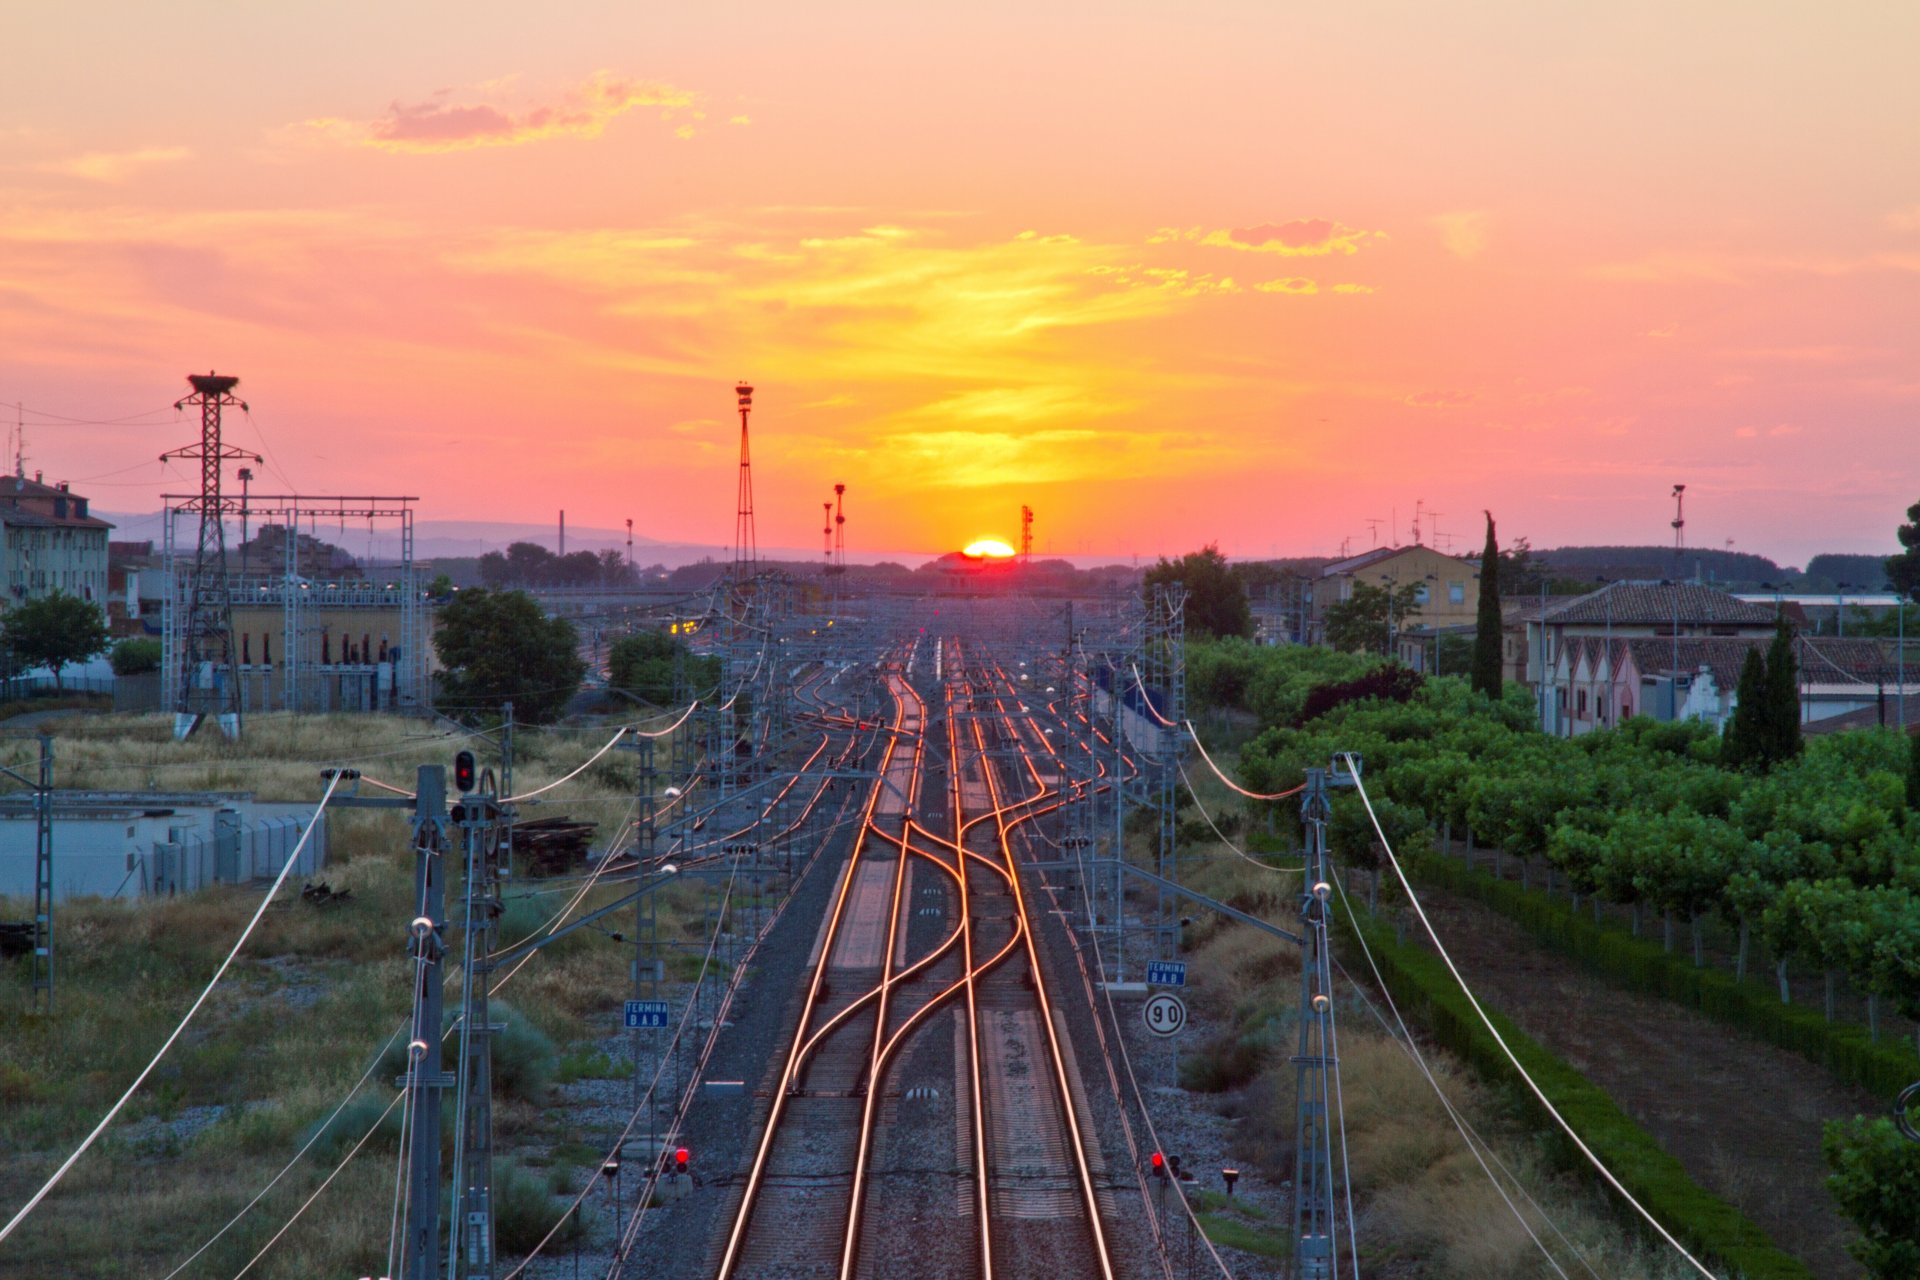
left=674, top=1147, right=690, bottom=1173
left=1150, top=1151, right=1165, bottom=1177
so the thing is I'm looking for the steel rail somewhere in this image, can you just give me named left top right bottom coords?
left=968, top=663, right=1119, bottom=1280
left=714, top=664, right=913, bottom=1280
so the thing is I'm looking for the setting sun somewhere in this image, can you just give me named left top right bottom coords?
left=962, top=538, right=1017, bottom=559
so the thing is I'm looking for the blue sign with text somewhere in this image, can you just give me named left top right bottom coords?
left=1145, top=960, right=1187, bottom=987
left=624, top=1000, right=670, bottom=1029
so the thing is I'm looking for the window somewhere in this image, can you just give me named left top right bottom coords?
left=1577, top=689, right=1587, bottom=715
left=1449, top=581, right=1466, bottom=604
left=1413, top=584, right=1431, bottom=605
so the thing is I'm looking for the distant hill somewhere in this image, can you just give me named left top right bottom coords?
left=1535, top=545, right=1786, bottom=586
left=1801, top=553, right=1895, bottom=590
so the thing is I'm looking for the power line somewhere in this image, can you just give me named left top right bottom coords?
left=1343, top=756, right=1717, bottom=1279
left=0, top=774, right=342, bottom=1244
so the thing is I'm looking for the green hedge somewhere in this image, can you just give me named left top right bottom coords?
left=1338, top=907, right=1813, bottom=1280
left=1407, top=848, right=1920, bottom=1100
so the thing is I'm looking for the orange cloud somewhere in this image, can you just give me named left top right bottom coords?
left=1433, top=211, right=1488, bottom=259
left=301, top=71, right=698, bottom=153
left=1152, top=219, right=1381, bottom=256
left=1404, top=389, right=1474, bottom=408
left=1255, top=277, right=1317, bottom=294
left=39, top=146, right=192, bottom=183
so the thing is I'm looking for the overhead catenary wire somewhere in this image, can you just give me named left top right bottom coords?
left=1176, top=760, right=1303, bottom=877
left=0, top=773, right=343, bottom=1246
left=155, top=1019, right=409, bottom=1280
left=1341, top=755, right=1717, bottom=1279
left=1329, top=873, right=1591, bottom=1280
left=502, top=726, right=630, bottom=802
left=1184, top=717, right=1304, bottom=800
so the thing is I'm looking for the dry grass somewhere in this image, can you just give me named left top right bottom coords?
left=1170, top=747, right=1732, bottom=1280
left=0, top=711, right=710, bottom=1278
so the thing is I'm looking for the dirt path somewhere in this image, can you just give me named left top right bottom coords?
left=1410, top=889, right=1873, bottom=1280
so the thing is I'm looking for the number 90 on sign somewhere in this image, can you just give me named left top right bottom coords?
left=1142, top=992, right=1187, bottom=1038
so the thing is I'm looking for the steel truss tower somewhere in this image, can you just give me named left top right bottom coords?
left=733, top=382, right=756, bottom=575
left=161, top=373, right=260, bottom=739
left=833, top=482, right=846, bottom=572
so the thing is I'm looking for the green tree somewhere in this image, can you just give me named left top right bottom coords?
left=3, top=591, right=109, bottom=691
left=425, top=573, right=455, bottom=598
left=1143, top=544, right=1251, bottom=640
left=1908, top=735, right=1920, bottom=810
left=1323, top=580, right=1422, bottom=655
left=1886, top=499, right=1920, bottom=604
left=1763, top=614, right=1804, bottom=766
left=108, top=637, right=163, bottom=676
left=607, top=629, right=718, bottom=706
left=1824, top=1115, right=1920, bottom=1278
left=1721, top=647, right=1768, bottom=771
left=432, top=587, right=585, bottom=724
left=1471, top=511, right=1503, bottom=698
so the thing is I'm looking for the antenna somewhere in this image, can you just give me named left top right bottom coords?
left=823, top=500, right=833, bottom=568
left=1671, top=483, right=1686, bottom=570
left=1412, top=498, right=1425, bottom=545
left=1021, top=505, right=1033, bottom=562
left=833, top=482, right=846, bottom=572
left=1365, top=518, right=1383, bottom=548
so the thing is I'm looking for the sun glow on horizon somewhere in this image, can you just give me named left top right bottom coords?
left=963, top=537, right=1017, bottom=559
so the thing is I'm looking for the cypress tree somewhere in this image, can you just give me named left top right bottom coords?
left=1908, top=732, right=1920, bottom=810
left=1723, top=647, right=1768, bottom=771
left=1471, top=510, right=1503, bottom=699
left=1763, top=614, right=1803, bottom=765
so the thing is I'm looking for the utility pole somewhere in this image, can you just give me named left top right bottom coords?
left=1292, top=759, right=1357, bottom=1279
left=161, top=372, right=261, bottom=740
left=449, top=768, right=504, bottom=1280
left=9, top=732, right=55, bottom=1014
left=395, top=765, right=450, bottom=1280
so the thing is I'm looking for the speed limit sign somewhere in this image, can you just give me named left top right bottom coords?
left=1142, top=991, right=1187, bottom=1038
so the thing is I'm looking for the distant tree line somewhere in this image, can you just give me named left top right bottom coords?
left=479, top=541, right=639, bottom=589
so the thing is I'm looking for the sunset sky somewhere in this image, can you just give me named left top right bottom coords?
left=3, top=2, right=1916, bottom=566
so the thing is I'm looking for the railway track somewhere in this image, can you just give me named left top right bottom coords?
left=714, top=641, right=1125, bottom=1280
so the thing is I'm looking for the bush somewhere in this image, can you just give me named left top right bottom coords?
left=1179, top=1030, right=1268, bottom=1092
left=1824, top=1115, right=1920, bottom=1277
left=300, top=1090, right=403, bottom=1163
left=491, top=1002, right=558, bottom=1102
left=494, top=1161, right=585, bottom=1253
left=109, top=637, right=162, bottom=675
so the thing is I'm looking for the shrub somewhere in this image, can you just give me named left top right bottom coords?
left=1297, top=664, right=1423, bottom=726
left=1179, top=1030, right=1268, bottom=1092
left=1823, top=1115, right=1920, bottom=1278
left=301, top=1090, right=403, bottom=1163
left=109, top=637, right=162, bottom=675
left=491, top=1001, right=558, bottom=1102
left=493, top=1161, right=585, bottom=1253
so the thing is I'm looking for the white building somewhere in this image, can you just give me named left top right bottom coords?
left=0, top=791, right=328, bottom=902
left=0, top=473, right=113, bottom=608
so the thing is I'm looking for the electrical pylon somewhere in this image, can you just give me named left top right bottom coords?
left=161, top=372, right=260, bottom=740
